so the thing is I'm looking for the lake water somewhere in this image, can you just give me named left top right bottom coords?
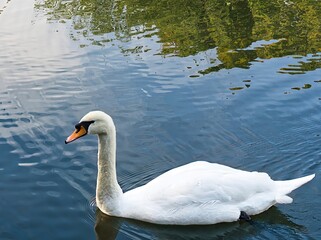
left=1, top=0, right=321, bottom=239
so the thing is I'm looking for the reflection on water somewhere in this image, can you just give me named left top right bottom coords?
left=37, top=0, right=321, bottom=76
left=95, top=207, right=306, bottom=240
left=0, top=0, right=321, bottom=239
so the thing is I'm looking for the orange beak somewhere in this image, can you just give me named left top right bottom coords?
left=65, top=126, right=87, bottom=144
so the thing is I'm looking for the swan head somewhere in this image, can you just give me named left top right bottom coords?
left=65, top=111, right=115, bottom=144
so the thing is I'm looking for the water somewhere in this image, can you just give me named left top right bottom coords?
left=0, top=0, right=321, bottom=239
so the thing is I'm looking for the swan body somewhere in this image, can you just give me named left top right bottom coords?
left=65, top=111, right=315, bottom=225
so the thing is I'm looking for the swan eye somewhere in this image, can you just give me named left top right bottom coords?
left=75, top=120, right=95, bottom=132
left=75, top=124, right=81, bottom=133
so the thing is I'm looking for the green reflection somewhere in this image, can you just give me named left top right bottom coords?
left=36, top=0, right=321, bottom=74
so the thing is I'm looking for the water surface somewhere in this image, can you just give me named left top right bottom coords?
left=1, top=0, right=321, bottom=239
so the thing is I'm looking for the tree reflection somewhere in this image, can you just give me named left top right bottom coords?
left=36, top=0, right=321, bottom=74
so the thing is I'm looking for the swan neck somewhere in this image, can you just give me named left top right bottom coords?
left=96, top=131, right=122, bottom=215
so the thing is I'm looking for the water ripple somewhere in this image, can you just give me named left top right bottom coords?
left=0, top=0, right=320, bottom=239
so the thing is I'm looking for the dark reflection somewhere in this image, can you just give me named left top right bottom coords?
left=279, top=55, right=321, bottom=74
left=95, top=211, right=122, bottom=240
left=95, top=207, right=306, bottom=240
left=36, top=0, right=321, bottom=74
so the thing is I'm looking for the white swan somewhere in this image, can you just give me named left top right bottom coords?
left=65, top=111, right=315, bottom=225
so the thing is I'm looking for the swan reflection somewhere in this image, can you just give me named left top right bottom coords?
left=95, top=207, right=305, bottom=240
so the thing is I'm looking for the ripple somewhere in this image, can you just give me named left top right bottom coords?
left=53, top=168, right=92, bottom=200
left=47, top=191, right=61, bottom=198
left=0, top=0, right=321, bottom=239
left=87, top=197, right=97, bottom=223
left=18, top=162, right=39, bottom=167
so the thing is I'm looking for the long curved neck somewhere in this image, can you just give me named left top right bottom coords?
left=96, top=130, right=123, bottom=215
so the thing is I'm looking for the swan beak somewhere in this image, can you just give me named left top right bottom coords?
left=65, top=126, right=87, bottom=144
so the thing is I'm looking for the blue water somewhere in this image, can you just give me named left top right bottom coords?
left=1, top=0, right=321, bottom=239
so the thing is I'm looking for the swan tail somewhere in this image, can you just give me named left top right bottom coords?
left=275, top=174, right=315, bottom=204
left=275, top=195, right=293, bottom=204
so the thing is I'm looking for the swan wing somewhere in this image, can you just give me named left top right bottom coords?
left=121, top=161, right=275, bottom=224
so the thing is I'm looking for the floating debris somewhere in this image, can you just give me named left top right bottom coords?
left=291, top=87, right=301, bottom=90
left=229, top=87, right=244, bottom=91
left=302, top=84, right=312, bottom=89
